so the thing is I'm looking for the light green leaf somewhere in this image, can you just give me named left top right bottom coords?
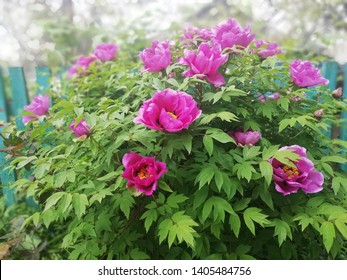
left=44, top=192, right=65, bottom=211
left=320, top=221, right=335, bottom=252
left=203, top=135, right=214, bottom=157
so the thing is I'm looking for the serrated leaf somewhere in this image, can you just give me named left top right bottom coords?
left=320, top=221, right=335, bottom=252
left=44, top=192, right=65, bottom=211
left=216, top=111, right=238, bottom=122
left=259, top=161, right=273, bottom=185
left=243, top=207, right=269, bottom=235
left=335, top=219, right=347, bottom=239
left=229, top=214, right=241, bottom=237
left=72, top=193, right=89, bottom=219
left=167, top=193, right=188, bottom=208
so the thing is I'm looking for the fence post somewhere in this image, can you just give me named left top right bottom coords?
left=321, top=61, right=339, bottom=139
left=9, top=67, right=29, bottom=131
left=341, top=64, right=347, bottom=172
left=0, top=67, right=17, bottom=206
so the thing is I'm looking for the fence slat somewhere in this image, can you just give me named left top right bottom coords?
left=0, top=67, right=8, bottom=122
left=341, top=64, right=347, bottom=172
left=0, top=67, right=17, bottom=206
left=35, top=66, right=50, bottom=95
left=320, top=61, right=339, bottom=139
left=9, top=67, right=29, bottom=130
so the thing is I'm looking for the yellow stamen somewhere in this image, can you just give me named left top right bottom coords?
left=282, top=165, right=300, bottom=179
left=137, top=166, right=152, bottom=179
left=167, top=112, right=178, bottom=119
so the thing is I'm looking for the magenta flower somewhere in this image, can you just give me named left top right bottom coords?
left=24, top=94, right=50, bottom=116
left=139, top=41, right=172, bottom=72
left=134, top=89, right=201, bottom=133
left=22, top=94, right=50, bottom=125
left=179, top=42, right=228, bottom=87
left=213, top=18, right=255, bottom=51
left=290, top=60, right=329, bottom=87
left=228, top=127, right=262, bottom=146
left=93, top=43, right=118, bottom=61
left=69, top=118, right=91, bottom=137
left=122, top=151, right=167, bottom=196
left=67, top=55, right=96, bottom=79
left=181, top=26, right=213, bottom=44
left=269, top=145, right=324, bottom=195
left=253, top=40, right=283, bottom=58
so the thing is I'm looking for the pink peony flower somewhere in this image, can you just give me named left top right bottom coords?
left=181, top=26, right=213, bottom=44
left=139, top=41, right=172, bottom=72
left=67, top=55, right=96, bottom=79
left=134, top=89, right=201, bottom=133
left=228, top=127, right=262, bottom=146
left=93, top=43, right=118, bottom=61
left=122, top=151, right=167, bottom=196
left=269, top=145, right=324, bottom=195
left=22, top=94, right=50, bottom=125
left=179, top=41, right=228, bottom=87
left=24, top=94, right=50, bottom=116
left=69, top=118, right=91, bottom=137
left=258, top=93, right=280, bottom=103
left=213, top=18, right=255, bottom=51
left=290, top=60, right=329, bottom=88
left=253, top=40, right=283, bottom=58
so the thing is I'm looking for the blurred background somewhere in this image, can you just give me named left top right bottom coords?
left=1, top=0, right=347, bottom=71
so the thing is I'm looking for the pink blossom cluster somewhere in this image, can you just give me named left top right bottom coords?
left=67, top=43, right=119, bottom=79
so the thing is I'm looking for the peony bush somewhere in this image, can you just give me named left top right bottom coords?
left=2, top=18, right=347, bottom=260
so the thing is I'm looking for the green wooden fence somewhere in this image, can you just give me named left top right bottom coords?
left=0, top=66, right=50, bottom=206
left=0, top=63, right=347, bottom=207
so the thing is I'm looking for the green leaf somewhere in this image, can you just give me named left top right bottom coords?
left=158, top=218, right=173, bottom=245
left=54, top=172, right=67, bottom=188
left=229, top=214, right=241, bottom=237
left=320, top=221, right=335, bottom=252
left=15, top=156, right=37, bottom=169
left=158, top=181, right=173, bottom=192
left=235, top=162, right=256, bottom=182
left=97, top=171, right=120, bottom=181
left=233, top=198, right=251, bottom=212
left=140, top=209, right=158, bottom=232
left=272, top=219, right=292, bottom=246
left=321, top=156, right=347, bottom=164
left=201, top=196, right=235, bottom=223
left=44, top=192, right=65, bottom=211
left=118, top=193, right=135, bottom=219
left=259, top=161, right=273, bottom=185
left=335, top=218, right=347, bottom=239
left=243, top=207, right=269, bottom=235
left=59, top=193, right=72, bottom=213
left=203, top=135, right=214, bottom=157
left=181, top=134, right=192, bottom=154
left=195, top=165, right=216, bottom=189
left=130, top=249, right=150, bottom=260
left=206, top=128, right=235, bottom=144
left=262, top=145, right=280, bottom=160
left=166, top=78, right=179, bottom=88
left=167, top=193, right=188, bottom=208
left=192, top=186, right=209, bottom=209
left=273, top=149, right=300, bottom=168
left=214, top=171, right=224, bottom=191
left=321, top=163, right=334, bottom=177
left=72, top=194, right=89, bottom=219
left=216, top=111, right=238, bottom=122
left=243, top=146, right=261, bottom=161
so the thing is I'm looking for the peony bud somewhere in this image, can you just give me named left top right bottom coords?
left=314, top=109, right=324, bottom=119
left=332, top=87, right=343, bottom=99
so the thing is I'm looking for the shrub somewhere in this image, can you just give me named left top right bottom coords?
left=2, top=18, right=347, bottom=260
